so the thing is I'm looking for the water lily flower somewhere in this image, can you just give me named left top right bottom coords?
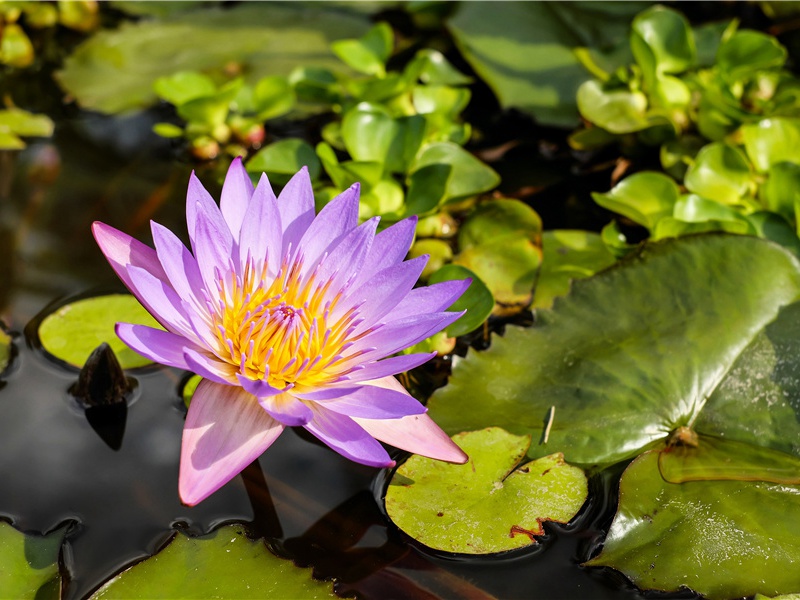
left=93, top=159, right=469, bottom=505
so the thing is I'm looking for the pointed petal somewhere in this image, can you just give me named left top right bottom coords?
left=150, top=221, right=205, bottom=312
left=336, top=352, right=436, bottom=383
left=350, top=311, right=464, bottom=358
left=311, top=217, right=377, bottom=288
left=355, top=216, right=416, bottom=286
left=180, top=380, right=283, bottom=505
left=261, top=391, right=313, bottom=427
left=304, top=406, right=394, bottom=468
left=385, top=279, right=472, bottom=322
left=353, top=377, right=468, bottom=463
left=277, top=166, right=315, bottom=251
left=220, top=157, right=255, bottom=238
left=238, top=173, right=282, bottom=278
left=115, top=323, right=199, bottom=370
left=185, top=172, right=220, bottom=246
left=193, top=207, right=234, bottom=297
left=317, top=384, right=426, bottom=419
left=184, top=347, right=238, bottom=385
left=296, top=183, right=359, bottom=266
left=126, top=265, right=195, bottom=339
left=92, top=221, right=167, bottom=292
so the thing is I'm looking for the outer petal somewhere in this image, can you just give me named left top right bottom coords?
left=259, top=392, right=313, bottom=427
left=220, top=156, right=255, bottom=238
left=316, top=384, right=426, bottom=419
left=150, top=221, right=205, bottom=312
left=349, top=311, right=464, bottom=359
left=384, top=279, right=472, bottom=322
left=311, top=217, right=377, bottom=288
left=180, top=379, right=284, bottom=506
left=296, top=183, right=360, bottom=267
left=334, top=352, right=436, bottom=383
left=352, top=377, right=468, bottom=464
left=304, top=405, right=394, bottom=468
left=277, top=166, right=315, bottom=252
left=115, top=323, right=200, bottom=371
left=354, top=216, right=416, bottom=287
left=126, top=265, right=195, bottom=340
left=184, top=348, right=238, bottom=385
left=92, top=221, right=167, bottom=294
left=185, top=172, right=226, bottom=250
left=193, top=208, right=234, bottom=299
left=238, top=173, right=282, bottom=278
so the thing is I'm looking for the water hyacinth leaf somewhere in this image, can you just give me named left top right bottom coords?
left=409, top=238, right=453, bottom=279
left=716, top=30, right=787, bottom=81
left=331, top=22, right=393, bottom=77
left=409, top=142, right=500, bottom=205
left=57, top=3, right=368, bottom=114
left=653, top=215, right=752, bottom=239
left=0, top=521, right=66, bottom=599
left=741, top=118, right=800, bottom=173
left=658, top=435, right=800, bottom=484
left=91, top=525, right=335, bottom=599
left=591, top=172, right=680, bottom=231
left=576, top=80, right=649, bottom=134
left=671, top=194, right=754, bottom=230
left=38, top=295, right=162, bottom=369
left=0, top=23, right=34, bottom=67
left=385, top=428, right=587, bottom=555
left=176, top=79, right=241, bottom=129
left=428, top=235, right=800, bottom=467
left=683, top=143, right=754, bottom=205
left=341, top=103, right=398, bottom=165
left=458, top=198, right=542, bottom=251
left=630, top=6, right=695, bottom=81
left=247, top=139, right=320, bottom=186
left=534, top=230, right=616, bottom=309
left=411, top=49, right=472, bottom=86
left=660, top=135, right=705, bottom=180
left=747, top=211, right=800, bottom=255
left=587, top=451, right=800, bottom=599
left=0, top=108, right=55, bottom=139
left=253, top=75, right=295, bottom=120
left=153, top=71, right=217, bottom=106
left=429, top=265, right=493, bottom=337
left=448, top=2, right=647, bottom=127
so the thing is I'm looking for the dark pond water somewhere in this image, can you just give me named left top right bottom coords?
left=0, top=111, right=703, bottom=599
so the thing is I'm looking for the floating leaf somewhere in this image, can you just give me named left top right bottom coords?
left=247, top=139, right=321, bottom=187
left=409, top=142, right=499, bottom=205
left=630, top=6, right=695, bottom=82
left=592, top=171, right=680, bottom=231
left=38, top=295, right=162, bottom=369
left=458, top=198, right=541, bottom=251
left=428, top=235, right=800, bottom=467
left=91, top=525, right=335, bottom=599
left=429, top=264, right=493, bottom=337
left=385, top=428, right=587, bottom=555
left=576, top=80, right=649, bottom=134
left=741, top=118, right=800, bottom=173
left=534, top=230, right=616, bottom=309
left=57, top=4, right=368, bottom=114
left=153, top=71, right=217, bottom=106
left=0, top=521, right=66, bottom=599
left=716, top=30, right=787, bottom=81
left=684, top=142, right=754, bottom=205
left=587, top=450, right=800, bottom=599
left=330, top=22, right=393, bottom=77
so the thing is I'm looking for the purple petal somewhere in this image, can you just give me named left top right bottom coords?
left=317, top=384, right=426, bottom=419
left=115, top=323, right=199, bottom=370
left=220, top=157, right=255, bottom=238
left=335, top=255, right=427, bottom=327
left=184, top=347, right=238, bottom=385
left=259, top=391, right=313, bottom=427
left=277, top=166, right=315, bottom=252
left=92, top=221, right=167, bottom=293
left=238, top=173, right=282, bottom=278
left=150, top=221, right=205, bottom=311
left=350, top=311, right=464, bottom=358
left=236, top=373, right=284, bottom=398
left=304, top=406, right=394, bottom=468
left=311, top=217, right=377, bottom=289
left=126, top=265, right=195, bottom=339
left=352, top=377, right=468, bottom=464
left=296, top=183, right=360, bottom=266
left=185, top=172, right=221, bottom=246
left=193, top=207, right=234, bottom=297
left=180, top=379, right=283, bottom=505
left=383, top=278, right=472, bottom=322
left=354, top=216, right=416, bottom=286
left=335, top=352, right=436, bottom=383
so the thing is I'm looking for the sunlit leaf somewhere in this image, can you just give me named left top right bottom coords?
left=741, top=118, right=800, bottom=173
left=587, top=450, right=800, bottom=599
left=91, top=525, right=335, bottom=599
left=0, top=521, right=66, bottom=600
left=0, top=108, right=55, bottom=138
left=592, top=171, right=680, bottom=231
left=458, top=198, right=541, bottom=250
left=38, top=295, right=162, bottom=369
left=409, top=142, right=499, bottom=205
left=716, top=30, right=787, bottom=81
left=385, top=428, right=587, bottom=554
left=428, top=235, right=800, bottom=467
left=0, top=328, right=10, bottom=372
left=247, top=139, right=320, bottom=186
left=0, top=23, right=33, bottom=67
left=330, top=22, right=393, bottom=77
left=576, top=80, right=649, bottom=134
left=683, top=142, right=754, bottom=205
left=153, top=71, right=217, bottom=106
left=429, top=264, right=493, bottom=337
left=630, top=6, right=695, bottom=85
left=252, top=75, right=295, bottom=120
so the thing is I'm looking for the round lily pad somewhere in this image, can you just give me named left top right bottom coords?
left=0, top=521, right=66, bottom=599
left=385, top=427, right=587, bottom=555
left=38, top=295, right=162, bottom=369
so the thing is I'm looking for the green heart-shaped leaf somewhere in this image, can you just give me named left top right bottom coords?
left=684, top=142, right=754, bottom=205
left=592, top=171, right=680, bottom=231
left=429, top=264, right=493, bottom=337
left=385, top=428, right=587, bottom=555
left=247, top=139, right=320, bottom=186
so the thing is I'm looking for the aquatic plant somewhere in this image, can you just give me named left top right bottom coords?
left=92, top=158, right=468, bottom=505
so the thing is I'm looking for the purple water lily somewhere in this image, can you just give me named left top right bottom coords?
left=93, top=159, right=469, bottom=505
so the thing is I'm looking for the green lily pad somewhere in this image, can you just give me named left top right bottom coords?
left=246, top=139, right=321, bottom=187
left=684, top=142, right=754, bottom=206
left=56, top=3, right=367, bottom=114
left=0, top=328, right=10, bottom=373
left=385, top=428, right=587, bottom=555
left=428, top=264, right=493, bottom=337
left=591, top=171, right=680, bottom=231
left=428, top=235, right=800, bottom=467
left=0, top=521, right=67, bottom=600
left=587, top=450, right=800, bottom=599
left=448, top=2, right=647, bottom=127
left=91, top=525, right=335, bottom=599
left=457, top=198, right=542, bottom=251
left=534, top=230, right=616, bottom=309
left=38, top=295, right=162, bottom=369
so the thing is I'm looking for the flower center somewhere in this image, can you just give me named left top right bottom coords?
left=209, top=254, right=360, bottom=390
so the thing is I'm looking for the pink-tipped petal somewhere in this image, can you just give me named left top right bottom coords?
left=220, top=157, right=255, bottom=238
left=92, top=221, right=167, bottom=293
left=238, top=173, right=282, bottom=278
left=353, top=377, right=468, bottom=464
left=184, top=348, right=238, bottom=385
left=277, top=166, right=315, bottom=251
left=355, top=216, right=417, bottom=286
left=180, top=380, right=283, bottom=506
left=317, top=384, right=426, bottom=419
left=115, top=323, right=200, bottom=371
left=304, top=405, right=395, bottom=468
left=296, top=183, right=360, bottom=266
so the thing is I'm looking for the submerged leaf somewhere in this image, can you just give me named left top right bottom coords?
left=0, top=521, right=66, bottom=599
left=385, top=428, right=587, bottom=554
left=91, top=525, right=335, bottom=599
